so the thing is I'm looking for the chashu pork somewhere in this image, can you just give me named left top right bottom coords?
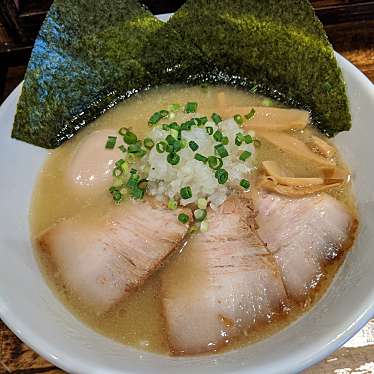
left=161, top=196, right=287, bottom=355
left=254, top=191, right=357, bottom=301
left=38, top=199, right=189, bottom=313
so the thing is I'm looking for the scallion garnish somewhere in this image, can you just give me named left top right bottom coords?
left=160, top=109, right=169, bottom=118
left=113, top=167, right=123, bottom=177
left=144, top=138, right=154, bottom=149
left=239, top=150, right=252, bottom=161
left=105, top=136, right=117, bottom=149
left=214, top=144, right=229, bottom=158
left=128, top=144, right=142, bottom=153
left=213, top=130, right=223, bottom=142
left=115, top=159, right=126, bottom=168
left=169, top=103, right=182, bottom=112
left=180, top=186, right=192, bottom=199
left=197, top=198, right=208, bottom=209
left=118, top=127, right=127, bottom=136
left=234, top=114, right=244, bottom=125
left=189, top=141, right=199, bottom=151
left=196, top=116, right=208, bottom=126
left=112, top=190, right=122, bottom=202
left=194, top=209, right=207, bottom=222
left=181, top=121, right=193, bottom=131
left=168, top=199, right=178, bottom=210
left=166, top=134, right=176, bottom=145
left=123, top=130, right=137, bottom=145
left=162, top=124, right=170, bottom=131
left=249, top=84, right=258, bottom=94
left=235, top=133, right=244, bottom=146
left=170, top=128, right=179, bottom=140
left=167, top=152, right=180, bottom=165
left=149, top=112, right=162, bottom=125
left=211, top=113, right=222, bottom=124
left=118, top=145, right=127, bottom=153
left=169, top=122, right=179, bottom=131
left=206, top=126, right=214, bottom=135
left=178, top=213, right=189, bottom=224
left=194, top=153, right=208, bottom=163
left=244, top=134, right=253, bottom=144
left=208, top=156, right=223, bottom=170
left=156, top=141, right=166, bottom=153
left=221, top=136, right=229, bottom=145
left=200, top=221, right=209, bottom=232
left=215, top=168, right=228, bottom=184
left=244, top=108, right=256, bottom=120
left=240, top=179, right=250, bottom=189
left=185, top=102, right=198, bottom=113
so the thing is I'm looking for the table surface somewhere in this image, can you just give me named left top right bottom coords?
left=1, top=11, right=374, bottom=374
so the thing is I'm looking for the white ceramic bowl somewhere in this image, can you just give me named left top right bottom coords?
left=0, top=52, right=373, bottom=374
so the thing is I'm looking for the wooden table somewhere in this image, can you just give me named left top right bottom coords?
left=1, top=7, right=374, bottom=374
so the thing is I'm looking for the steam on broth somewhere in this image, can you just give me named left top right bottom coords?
left=31, top=85, right=357, bottom=355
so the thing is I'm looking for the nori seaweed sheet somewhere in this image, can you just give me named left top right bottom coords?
left=12, top=0, right=162, bottom=148
left=12, top=0, right=351, bottom=148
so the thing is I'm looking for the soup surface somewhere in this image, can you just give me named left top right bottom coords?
left=31, top=85, right=357, bottom=355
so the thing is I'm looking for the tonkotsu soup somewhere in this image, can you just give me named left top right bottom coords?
left=31, top=85, right=358, bottom=355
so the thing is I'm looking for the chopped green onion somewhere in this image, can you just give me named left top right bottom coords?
left=136, top=149, right=147, bottom=158
left=194, top=209, right=207, bottom=222
left=115, top=159, right=126, bottom=168
left=211, top=113, right=222, bottom=124
left=185, top=102, right=198, bottom=113
left=128, top=144, right=141, bottom=153
left=123, top=130, right=137, bottom=145
left=215, top=168, right=229, bottom=184
left=170, top=128, right=179, bottom=139
left=194, top=153, right=208, bottom=163
left=144, top=138, right=154, bottom=149
left=156, top=141, right=167, bottom=153
left=206, top=126, right=214, bottom=135
left=168, top=122, right=179, bottom=131
left=240, top=179, right=250, bottom=189
left=197, top=198, right=208, bottom=209
left=162, top=123, right=170, bottom=131
left=214, top=144, right=229, bottom=158
left=196, top=116, right=208, bottom=126
left=160, top=109, right=169, bottom=118
left=120, top=160, right=129, bottom=173
left=169, top=103, right=182, bottom=112
left=180, top=186, right=192, bottom=199
left=166, top=144, right=174, bottom=153
left=189, top=141, right=199, bottom=151
left=112, top=190, right=122, bottom=203
left=235, top=133, right=244, bottom=146
left=113, top=167, right=123, bottom=177
left=181, top=139, right=187, bottom=148
left=130, top=168, right=137, bottom=174
left=112, top=176, right=124, bottom=188
left=200, top=221, right=209, bottom=232
left=262, top=98, right=273, bottom=107
left=244, top=134, right=253, bottom=144
left=118, top=127, right=128, bottom=136
left=178, top=213, right=189, bottom=224
left=208, top=156, right=223, bottom=170
left=166, top=134, right=176, bottom=145
left=168, top=199, right=178, bottom=210
left=148, top=112, right=162, bottom=125
left=213, top=130, right=223, bottom=142
left=253, top=139, right=262, bottom=148
left=221, top=136, right=229, bottom=145
left=181, top=121, right=193, bottom=131
left=249, top=84, right=258, bottom=94
left=109, top=186, right=117, bottom=194
left=105, top=136, right=117, bottom=149
left=234, top=114, right=244, bottom=125
left=245, top=108, right=256, bottom=120
left=167, top=152, right=180, bottom=165
left=118, top=145, right=127, bottom=153
left=239, top=150, right=252, bottom=161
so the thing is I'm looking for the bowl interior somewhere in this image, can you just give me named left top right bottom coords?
left=0, top=54, right=374, bottom=374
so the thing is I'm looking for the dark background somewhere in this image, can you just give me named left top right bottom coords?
left=0, top=0, right=373, bottom=104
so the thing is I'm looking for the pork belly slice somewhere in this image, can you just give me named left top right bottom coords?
left=38, top=199, right=189, bottom=313
left=255, top=191, right=357, bottom=301
left=161, top=196, right=287, bottom=355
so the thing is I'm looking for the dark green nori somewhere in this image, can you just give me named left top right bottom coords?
left=12, top=0, right=351, bottom=148
left=143, top=0, right=351, bottom=136
left=12, top=0, right=162, bottom=148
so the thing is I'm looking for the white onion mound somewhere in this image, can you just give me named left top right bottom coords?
left=146, top=118, right=256, bottom=209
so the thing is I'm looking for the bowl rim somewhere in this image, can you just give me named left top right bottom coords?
left=0, top=52, right=374, bottom=374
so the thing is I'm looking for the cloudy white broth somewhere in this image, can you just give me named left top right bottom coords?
left=31, top=85, right=358, bottom=355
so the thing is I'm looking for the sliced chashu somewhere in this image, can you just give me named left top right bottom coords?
left=38, top=198, right=189, bottom=313
left=161, top=196, right=287, bottom=355
left=254, top=191, right=357, bottom=301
